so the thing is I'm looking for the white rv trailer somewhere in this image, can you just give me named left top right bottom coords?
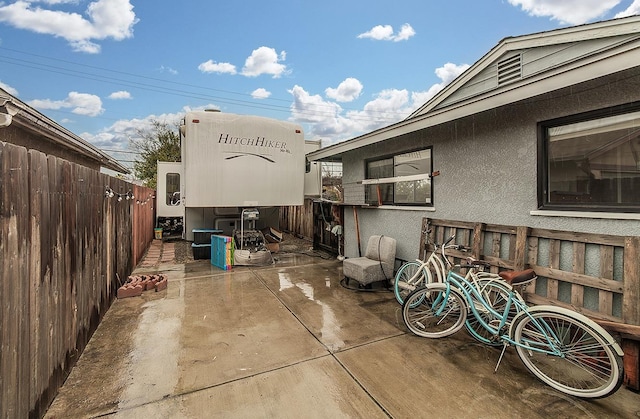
left=304, top=139, right=322, bottom=197
left=172, top=110, right=310, bottom=242
left=155, top=161, right=184, bottom=236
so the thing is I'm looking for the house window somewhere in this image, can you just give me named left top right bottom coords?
left=365, top=148, right=432, bottom=205
left=541, top=104, right=640, bottom=212
left=166, top=173, right=181, bottom=206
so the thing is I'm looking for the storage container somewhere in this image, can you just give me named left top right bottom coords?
left=192, top=243, right=212, bottom=260
left=211, top=235, right=234, bottom=270
left=193, top=228, right=223, bottom=245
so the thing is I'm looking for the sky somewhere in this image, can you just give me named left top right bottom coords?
left=1, top=0, right=640, bottom=175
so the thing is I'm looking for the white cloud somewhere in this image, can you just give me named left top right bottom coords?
left=0, top=80, right=19, bottom=95
left=357, top=23, right=416, bottom=42
left=358, top=24, right=394, bottom=41
left=394, top=24, right=416, bottom=42
left=615, top=0, right=640, bottom=17
left=411, top=62, right=470, bottom=109
left=345, top=89, right=413, bottom=132
left=288, top=61, right=470, bottom=145
left=28, top=91, right=104, bottom=116
left=108, top=90, right=132, bottom=100
left=288, top=84, right=408, bottom=143
left=157, top=65, right=178, bottom=75
left=241, top=46, right=288, bottom=78
left=508, top=0, right=620, bottom=25
left=82, top=105, right=214, bottom=152
left=198, top=60, right=237, bottom=75
left=251, top=88, right=271, bottom=99
left=0, top=0, right=138, bottom=53
left=288, top=85, right=358, bottom=139
left=38, top=1, right=80, bottom=5
left=325, top=78, right=363, bottom=102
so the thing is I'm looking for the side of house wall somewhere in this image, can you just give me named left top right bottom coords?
left=0, top=141, right=154, bottom=418
left=341, top=67, right=640, bottom=262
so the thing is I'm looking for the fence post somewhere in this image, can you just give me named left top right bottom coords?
left=623, top=236, right=640, bottom=390
left=471, top=222, right=485, bottom=259
left=514, top=226, right=530, bottom=271
left=623, top=236, right=640, bottom=326
left=420, top=218, right=430, bottom=260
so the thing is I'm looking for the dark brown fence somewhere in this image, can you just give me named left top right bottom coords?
left=280, top=198, right=315, bottom=240
left=280, top=200, right=343, bottom=255
left=421, top=217, right=640, bottom=390
left=0, top=142, right=155, bottom=418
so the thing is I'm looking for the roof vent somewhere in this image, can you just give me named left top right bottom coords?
left=497, top=54, right=522, bottom=86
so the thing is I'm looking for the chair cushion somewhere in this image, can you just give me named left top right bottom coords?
left=343, top=258, right=394, bottom=285
left=343, top=235, right=397, bottom=286
left=364, top=235, right=396, bottom=266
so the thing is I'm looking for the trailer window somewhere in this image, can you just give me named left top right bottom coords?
left=541, top=104, right=640, bottom=212
left=166, top=173, right=181, bottom=206
left=365, top=148, right=432, bottom=206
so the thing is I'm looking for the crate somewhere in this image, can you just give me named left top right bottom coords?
left=623, top=339, right=640, bottom=391
left=211, top=235, right=234, bottom=270
left=192, top=243, right=212, bottom=260
left=193, top=228, right=223, bottom=245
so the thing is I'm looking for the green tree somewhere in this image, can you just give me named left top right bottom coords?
left=130, top=120, right=181, bottom=189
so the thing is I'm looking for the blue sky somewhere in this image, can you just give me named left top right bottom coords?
left=1, top=0, right=639, bottom=173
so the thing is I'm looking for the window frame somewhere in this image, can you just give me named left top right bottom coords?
left=165, top=172, right=181, bottom=206
left=365, top=146, right=433, bottom=206
left=538, top=101, right=640, bottom=213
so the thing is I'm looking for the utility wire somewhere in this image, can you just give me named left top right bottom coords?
left=100, top=148, right=141, bottom=154
left=0, top=47, right=408, bottom=123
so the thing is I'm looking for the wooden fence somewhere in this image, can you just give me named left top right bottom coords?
left=421, top=217, right=640, bottom=389
left=280, top=199, right=343, bottom=255
left=0, top=142, right=155, bottom=418
left=280, top=198, right=315, bottom=240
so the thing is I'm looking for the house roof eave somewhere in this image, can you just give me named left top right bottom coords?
left=408, top=16, right=640, bottom=120
left=1, top=90, right=129, bottom=174
left=307, top=43, right=640, bottom=162
left=307, top=16, right=640, bottom=163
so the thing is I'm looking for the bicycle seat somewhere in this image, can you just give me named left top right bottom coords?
left=499, top=268, right=536, bottom=285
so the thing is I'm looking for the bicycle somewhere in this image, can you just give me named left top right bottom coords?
left=401, top=268, right=624, bottom=398
left=393, top=232, right=466, bottom=305
left=394, top=230, right=525, bottom=346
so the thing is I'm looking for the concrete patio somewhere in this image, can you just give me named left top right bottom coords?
left=44, top=240, right=639, bottom=418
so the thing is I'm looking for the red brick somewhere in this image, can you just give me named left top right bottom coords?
left=155, top=278, right=168, bottom=291
left=117, top=285, right=143, bottom=299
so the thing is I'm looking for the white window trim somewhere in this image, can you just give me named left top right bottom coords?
left=530, top=210, right=640, bottom=220
left=360, top=173, right=433, bottom=185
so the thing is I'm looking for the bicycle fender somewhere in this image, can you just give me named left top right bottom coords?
left=508, top=305, right=623, bottom=356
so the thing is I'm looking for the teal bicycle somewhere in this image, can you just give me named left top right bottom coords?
left=402, top=267, right=624, bottom=398
left=394, top=231, right=523, bottom=347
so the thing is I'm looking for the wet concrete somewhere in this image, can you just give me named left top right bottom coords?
left=45, top=249, right=640, bottom=418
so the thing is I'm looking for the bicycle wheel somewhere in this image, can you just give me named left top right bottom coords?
left=402, top=284, right=467, bottom=338
left=394, top=261, right=429, bottom=305
left=513, top=310, right=623, bottom=398
left=465, top=279, right=524, bottom=347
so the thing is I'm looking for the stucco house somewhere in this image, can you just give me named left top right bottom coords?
left=308, top=15, right=640, bottom=263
